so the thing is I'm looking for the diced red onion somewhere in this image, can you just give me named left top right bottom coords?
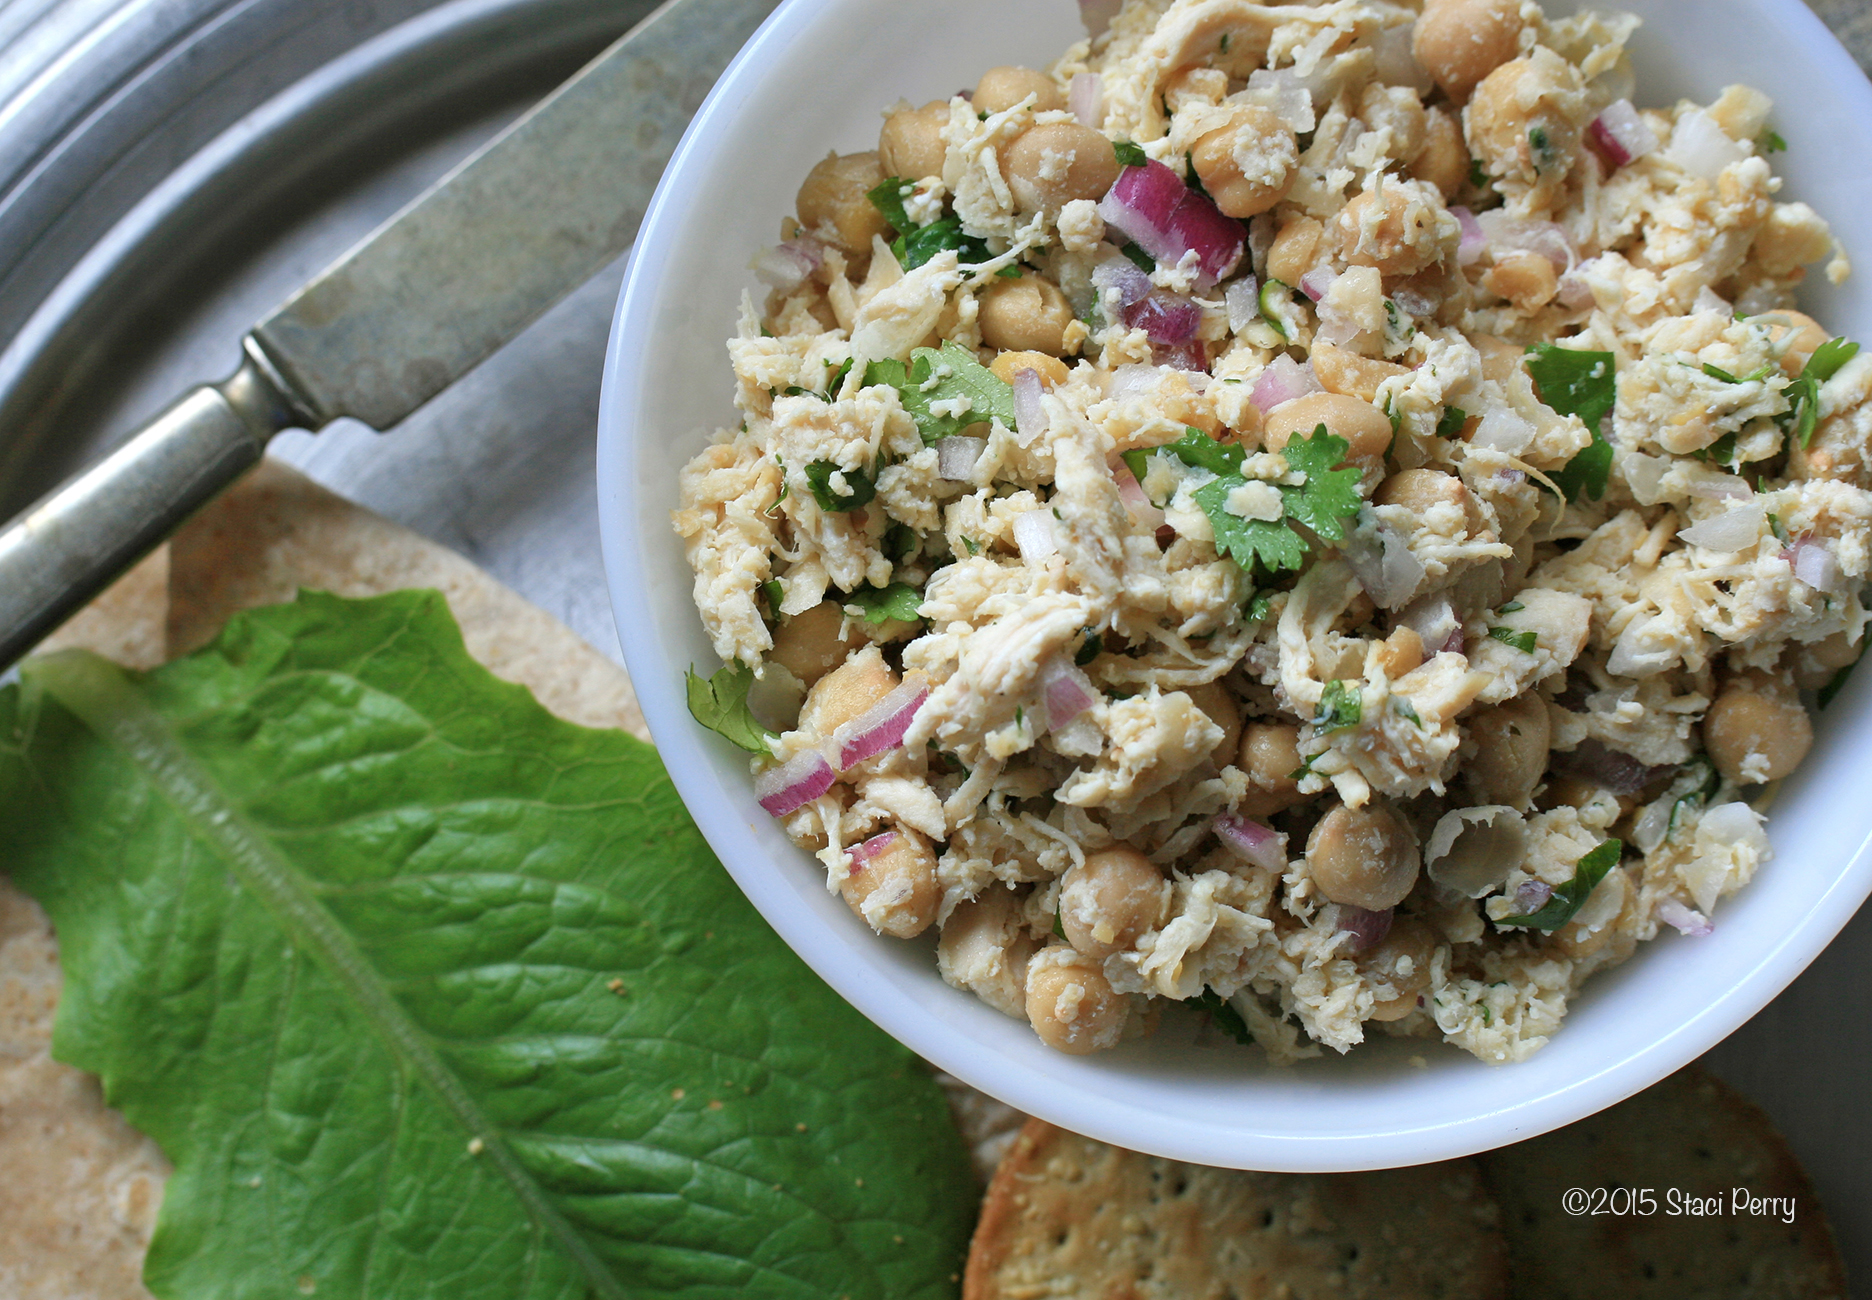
left=1392, top=285, right=1437, bottom=320
left=832, top=676, right=929, bottom=771
left=755, top=748, right=836, bottom=816
left=1013, top=509, right=1060, bottom=563
left=1250, top=354, right=1322, bottom=415
left=1298, top=266, right=1338, bottom=302
left=1476, top=210, right=1575, bottom=272
left=1155, top=339, right=1208, bottom=371
left=1012, top=368, right=1048, bottom=445
left=1655, top=897, right=1713, bottom=937
left=1077, top=0, right=1122, bottom=36
left=1398, top=592, right=1460, bottom=658
left=1213, top=814, right=1288, bottom=872
left=1335, top=903, right=1395, bottom=953
left=1069, top=72, right=1103, bottom=127
left=1556, top=272, right=1595, bottom=310
left=1451, top=206, right=1487, bottom=266
left=1246, top=68, right=1315, bottom=133
left=750, top=239, right=822, bottom=293
left=848, top=830, right=898, bottom=871
left=936, top=435, right=986, bottom=481
left=1092, top=254, right=1153, bottom=309
left=1113, top=461, right=1166, bottom=530
left=1108, top=362, right=1158, bottom=402
left=1124, top=290, right=1202, bottom=345
left=1587, top=99, right=1659, bottom=169
left=1787, top=537, right=1844, bottom=593
left=1665, top=109, right=1747, bottom=183
left=1225, top=276, right=1260, bottom=333
left=1548, top=739, right=1671, bottom=795
left=1039, top=655, right=1098, bottom=731
left=1097, top=159, right=1244, bottom=290
left=1511, top=879, right=1553, bottom=914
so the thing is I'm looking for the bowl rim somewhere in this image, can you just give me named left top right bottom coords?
left=599, top=0, right=1872, bottom=1170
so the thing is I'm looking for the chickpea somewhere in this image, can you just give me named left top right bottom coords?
left=1184, top=681, right=1243, bottom=770
left=1335, top=183, right=1451, bottom=278
left=1375, top=467, right=1465, bottom=513
left=1060, top=847, right=1167, bottom=959
left=1753, top=204, right=1834, bottom=277
left=1266, top=216, right=1324, bottom=289
left=1311, top=339, right=1408, bottom=403
left=796, top=151, right=893, bottom=255
left=1004, top=122, right=1122, bottom=212
left=1790, top=629, right=1861, bottom=690
left=1237, top=722, right=1308, bottom=817
left=1703, top=677, right=1813, bottom=784
left=1464, top=693, right=1551, bottom=809
left=1466, top=53, right=1584, bottom=196
left=938, top=885, right=1039, bottom=1019
left=800, top=647, right=897, bottom=736
left=1371, top=625, right=1424, bottom=679
left=1410, top=107, right=1470, bottom=199
left=769, top=599, right=862, bottom=686
left=878, top=100, right=950, bottom=181
left=1412, top=0, right=1524, bottom=102
left=1471, top=333, right=1524, bottom=385
left=1361, top=915, right=1438, bottom=1021
left=978, top=275, right=1076, bottom=355
left=1307, top=801, right=1420, bottom=911
left=1483, top=249, right=1558, bottom=310
left=1358, top=84, right=1426, bottom=162
left=1263, top=392, right=1394, bottom=463
left=1765, top=310, right=1829, bottom=376
left=988, top=350, right=1071, bottom=387
left=840, top=828, right=940, bottom=938
left=1025, top=947, right=1130, bottom=1054
left=974, top=65, right=1065, bottom=115
left=1188, top=104, right=1298, bottom=219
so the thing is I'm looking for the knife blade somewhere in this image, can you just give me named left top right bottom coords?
left=0, top=0, right=779, bottom=669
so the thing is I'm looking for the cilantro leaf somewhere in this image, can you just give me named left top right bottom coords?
left=1160, top=425, right=1360, bottom=577
left=805, top=458, right=877, bottom=511
left=1435, top=406, right=1469, bottom=439
left=843, top=581, right=924, bottom=625
left=866, top=175, right=917, bottom=235
left=892, top=215, right=992, bottom=271
left=1487, top=626, right=1538, bottom=654
left=686, top=661, right=777, bottom=754
left=760, top=578, right=784, bottom=611
left=884, top=521, right=918, bottom=562
left=864, top=339, right=1017, bottom=445
left=1497, top=839, right=1624, bottom=930
left=1120, top=240, right=1155, bottom=272
left=1315, top=679, right=1362, bottom=733
left=1113, top=139, right=1149, bottom=167
left=2, top=592, right=976, bottom=1299
left=1190, top=990, right=1256, bottom=1047
left=1196, top=480, right=1310, bottom=571
left=1277, top=427, right=1363, bottom=542
left=1526, top=343, right=1616, bottom=502
left=1391, top=697, right=1423, bottom=728
left=1761, top=129, right=1788, bottom=153
left=1143, top=425, right=1247, bottom=478
left=1075, top=630, right=1104, bottom=666
left=1781, top=337, right=1860, bottom=448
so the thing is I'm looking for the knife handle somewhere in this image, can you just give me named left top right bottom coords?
left=0, top=340, right=306, bottom=670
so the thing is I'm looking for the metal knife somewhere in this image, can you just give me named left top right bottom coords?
left=0, top=0, right=779, bottom=669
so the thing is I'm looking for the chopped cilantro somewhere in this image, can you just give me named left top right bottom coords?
left=1053, top=907, right=1067, bottom=940
left=1120, top=240, right=1155, bottom=272
left=1487, top=626, right=1538, bottom=654
left=1218, top=32, right=1230, bottom=54
left=883, top=522, right=918, bottom=562
left=1190, top=989, right=1255, bottom=1047
left=866, top=176, right=916, bottom=235
left=892, top=215, right=993, bottom=271
left=684, top=663, right=776, bottom=755
left=1244, top=590, right=1272, bottom=624
left=1164, top=425, right=1360, bottom=575
left=1391, top=697, right=1423, bottom=728
left=766, top=455, right=789, bottom=516
left=1766, top=512, right=1789, bottom=545
left=1468, top=157, right=1490, bottom=189
left=1259, top=279, right=1299, bottom=341
left=1382, top=393, right=1401, bottom=435
left=1075, top=629, right=1104, bottom=666
left=1497, top=840, right=1623, bottom=930
left=1498, top=600, right=1524, bottom=614
left=961, top=536, right=980, bottom=555
left=1780, top=337, right=1860, bottom=448
left=1820, top=641, right=1866, bottom=709
left=1113, top=139, right=1149, bottom=168
left=1287, top=751, right=1323, bottom=781
left=760, top=579, right=784, bottom=612
left=1666, top=756, right=1722, bottom=839
left=1015, top=705, right=1025, bottom=728
left=1695, top=430, right=1742, bottom=470
left=843, top=582, right=924, bottom=625
left=1761, top=129, right=1787, bottom=153
left=1435, top=406, right=1469, bottom=439
left=864, top=339, right=1018, bottom=445
left=1315, top=679, right=1362, bottom=733
left=1139, top=425, right=1247, bottom=478
left=1184, top=151, right=1212, bottom=200
left=824, top=356, right=854, bottom=395
left=804, top=459, right=876, bottom=512
left=1528, top=126, right=1560, bottom=174
left=1702, top=361, right=1774, bottom=384
left=1526, top=343, right=1617, bottom=502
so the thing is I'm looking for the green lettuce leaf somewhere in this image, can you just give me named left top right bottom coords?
left=0, top=591, right=974, bottom=1300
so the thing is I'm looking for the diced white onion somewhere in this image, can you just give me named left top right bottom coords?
left=1340, top=511, right=1425, bottom=610
left=1476, top=210, right=1575, bottom=272
left=1371, top=22, right=1434, bottom=94
left=1665, top=109, right=1747, bottom=183
left=1678, top=502, right=1764, bottom=552
left=1789, top=538, right=1844, bottom=592
left=1012, top=368, right=1048, bottom=446
left=1471, top=405, right=1537, bottom=455
left=1013, top=509, right=1060, bottom=563
left=1587, top=99, right=1659, bottom=168
left=1697, top=800, right=1762, bottom=846
left=1225, top=277, right=1261, bottom=334
left=936, top=435, right=986, bottom=481
left=1246, top=68, right=1315, bottom=133
left=1069, top=72, right=1103, bottom=127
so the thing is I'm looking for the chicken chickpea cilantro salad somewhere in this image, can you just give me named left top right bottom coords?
left=673, top=0, right=1868, bottom=1064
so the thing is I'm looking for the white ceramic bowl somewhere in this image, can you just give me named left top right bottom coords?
left=600, top=0, right=1872, bottom=1170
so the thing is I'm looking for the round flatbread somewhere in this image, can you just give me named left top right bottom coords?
left=1476, top=1065, right=1847, bottom=1299
left=966, top=1119, right=1509, bottom=1300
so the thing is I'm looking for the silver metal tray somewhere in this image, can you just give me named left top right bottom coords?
left=0, top=0, right=1865, bottom=1275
